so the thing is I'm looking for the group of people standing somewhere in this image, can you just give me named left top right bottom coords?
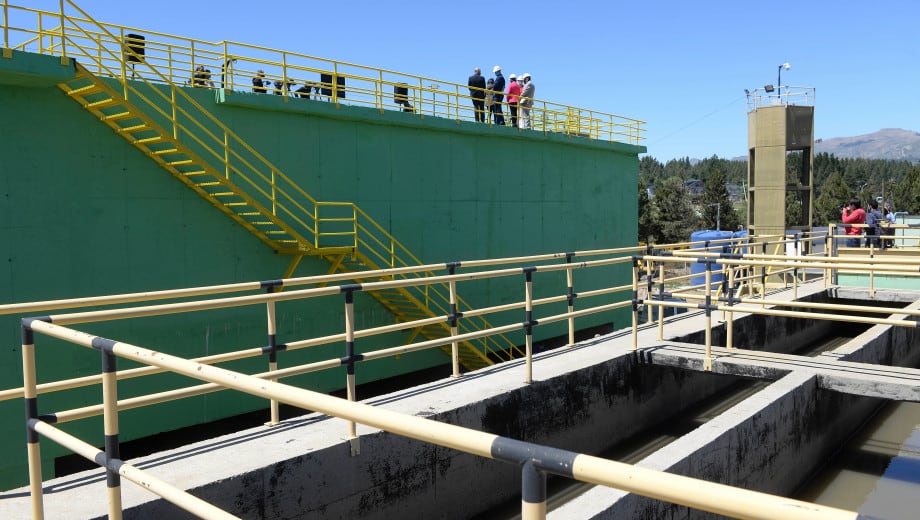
left=841, top=198, right=896, bottom=248
left=467, top=66, right=535, bottom=129
left=193, top=65, right=214, bottom=88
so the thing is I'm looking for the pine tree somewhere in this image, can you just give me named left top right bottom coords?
left=654, top=176, right=697, bottom=244
left=813, top=171, right=851, bottom=226
left=700, top=168, right=740, bottom=231
left=893, top=165, right=920, bottom=214
left=638, top=182, right=661, bottom=243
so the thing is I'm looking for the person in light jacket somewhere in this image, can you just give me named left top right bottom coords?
left=518, top=72, right=535, bottom=129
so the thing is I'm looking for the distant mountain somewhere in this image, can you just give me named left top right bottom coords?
left=815, top=128, right=920, bottom=162
left=725, top=128, right=920, bottom=163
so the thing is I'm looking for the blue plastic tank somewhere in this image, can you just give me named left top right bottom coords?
left=689, top=230, right=734, bottom=287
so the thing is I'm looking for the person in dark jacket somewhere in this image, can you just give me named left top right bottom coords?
left=490, top=65, right=505, bottom=126
left=468, top=67, right=487, bottom=122
left=252, top=70, right=267, bottom=94
left=865, top=199, right=884, bottom=248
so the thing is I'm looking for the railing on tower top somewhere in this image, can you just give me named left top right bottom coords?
left=1, top=1, right=645, bottom=145
left=745, top=85, right=815, bottom=112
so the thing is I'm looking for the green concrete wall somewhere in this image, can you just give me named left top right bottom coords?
left=0, top=52, right=643, bottom=489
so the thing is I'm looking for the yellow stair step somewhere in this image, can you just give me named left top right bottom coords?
left=67, top=84, right=102, bottom=96
left=103, top=111, right=133, bottom=121
left=85, top=98, right=119, bottom=109
left=117, top=124, right=148, bottom=133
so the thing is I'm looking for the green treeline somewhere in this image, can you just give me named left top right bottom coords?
left=639, top=154, right=920, bottom=243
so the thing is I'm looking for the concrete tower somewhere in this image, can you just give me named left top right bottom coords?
left=745, top=84, right=815, bottom=237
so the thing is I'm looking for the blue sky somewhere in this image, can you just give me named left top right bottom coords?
left=66, top=0, right=919, bottom=161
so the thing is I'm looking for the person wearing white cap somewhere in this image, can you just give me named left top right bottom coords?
left=506, top=73, right=522, bottom=128
left=519, top=72, right=535, bottom=129
left=490, top=65, right=505, bottom=125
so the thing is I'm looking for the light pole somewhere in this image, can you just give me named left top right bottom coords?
left=708, top=203, right=721, bottom=231
left=777, top=62, right=790, bottom=99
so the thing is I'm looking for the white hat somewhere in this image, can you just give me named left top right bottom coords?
left=509, top=73, right=516, bottom=80
left=493, top=65, right=501, bottom=73
left=522, top=72, right=531, bottom=79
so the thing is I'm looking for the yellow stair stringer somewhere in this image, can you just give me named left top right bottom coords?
left=327, top=252, right=495, bottom=371
left=57, top=64, right=324, bottom=255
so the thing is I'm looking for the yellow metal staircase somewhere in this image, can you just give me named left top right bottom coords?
left=59, top=64, right=332, bottom=255
left=39, top=1, right=519, bottom=370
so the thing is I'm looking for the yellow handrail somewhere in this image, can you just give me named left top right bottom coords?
left=2, top=3, right=645, bottom=144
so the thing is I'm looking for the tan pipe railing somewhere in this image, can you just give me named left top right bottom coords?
left=634, top=240, right=920, bottom=367
left=22, top=317, right=856, bottom=520
left=10, top=233, right=917, bottom=518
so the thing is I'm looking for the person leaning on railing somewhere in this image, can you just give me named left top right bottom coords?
left=883, top=203, right=896, bottom=248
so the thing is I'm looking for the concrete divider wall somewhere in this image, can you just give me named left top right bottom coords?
left=107, top=353, right=742, bottom=519
left=554, top=290, right=920, bottom=518
left=675, top=292, right=843, bottom=353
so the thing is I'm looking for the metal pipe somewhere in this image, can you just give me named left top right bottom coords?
left=524, top=269, right=534, bottom=384
left=101, top=347, right=123, bottom=519
left=21, top=324, right=44, bottom=520
left=30, top=421, right=239, bottom=519
left=265, top=298, right=280, bottom=426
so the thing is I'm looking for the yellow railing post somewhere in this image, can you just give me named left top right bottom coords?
left=704, top=261, right=712, bottom=371
left=631, top=258, right=638, bottom=351
left=265, top=298, right=280, bottom=426
left=566, top=254, right=575, bottom=346
left=354, top=205, right=359, bottom=253
left=657, top=263, right=665, bottom=340
left=449, top=265, right=460, bottom=377
left=343, top=288, right=359, bottom=454
left=312, top=202, right=319, bottom=249
left=189, top=40, right=196, bottom=86
left=727, top=266, right=734, bottom=350
left=453, top=84, right=460, bottom=123
left=645, top=258, right=656, bottom=325
left=37, top=8, right=43, bottom=54
left=101, top=347, right=124, bottom=520
left=223, top=130, right=230, bottom=177
left=869, top=247, right=876, bottom=298
left=270, top=169, right=277, bottom=215
left=58, top=0, right=65, bottom=60
left=389, top=234, right=394, bottom=269
left=281, top=51, right=288, bottom=102
left=22, top=323, right=45, bottom=520
left=332, top=62, right=338, bottom=105
left=3, top=0, right=9, bottom=56
left=524, top=268, right=534, bottom=384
